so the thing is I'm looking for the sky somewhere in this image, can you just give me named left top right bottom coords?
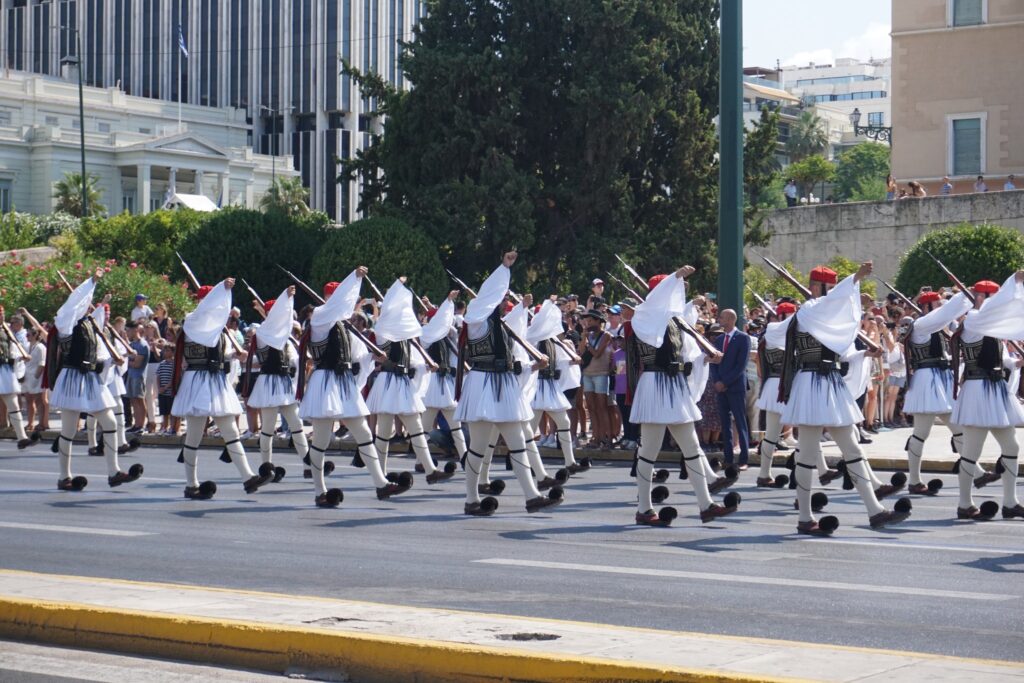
left=742, top=0, right=892, bottom=68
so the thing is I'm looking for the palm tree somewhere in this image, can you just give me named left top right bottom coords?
left=785, top=110, right=829, bottom=162
left=259, top=176, right=311, bottom=216
left=52, top=172, right=106, bottom=218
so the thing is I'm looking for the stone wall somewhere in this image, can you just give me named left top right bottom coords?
left=0, top=246, right=57, bottom=265
left=753, top=190, right=1024, bottom=281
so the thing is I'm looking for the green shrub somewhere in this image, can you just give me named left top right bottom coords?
left=76, top=209, right=205, bottom=274
left=177, top=208, right=329, bottom=317
left=0, top=254, right=194, bottom=323
left=0, top=212, right=38, bottom=251
left=310, top=217, right=448, bottom=302
left=894, top=222, right=1024, bottom=295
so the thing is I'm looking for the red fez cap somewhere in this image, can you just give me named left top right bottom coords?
left=263, top=298, right=276, bottom=313
left=323, top=281, right=340, bottom=298
left=809, top=266, right=838, bottom=285
left=504, top=301, right=516, bottom=314
left=918, top=291, right=941, bottom=305
left=196, top=285, right=214, bottom=300
left=973, top=280, right=999, bottom=294
left=647, top=274, right=669, bottom=290
left=425, top=306, right=439, bottom=321
left=775, top=302, right=796, bottom=315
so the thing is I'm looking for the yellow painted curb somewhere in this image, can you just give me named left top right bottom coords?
left=0, top=596, right=808, bottom=683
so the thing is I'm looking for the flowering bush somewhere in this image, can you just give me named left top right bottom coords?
left=0, top=254, right=195, bottom=323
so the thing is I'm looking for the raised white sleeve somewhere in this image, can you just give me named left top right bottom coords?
left=420, top=298, right=455, bottom=345
left=910, top=292, right=971, bottom=343
left=54, top=277, right=96, bottom=337
left=256, top=288, right=294, bottom=351
left=794, top=274, right=861, bottom=355
left=310, top=270, right=362, bottom=342
left=631, top=275, right=684, bottom=348
left=963, top=274, right=1024, bottom=341
left=182, top=280, right=232, bottom=348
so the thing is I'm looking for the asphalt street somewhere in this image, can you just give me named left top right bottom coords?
left=0, top=440, right=1021, bottom=663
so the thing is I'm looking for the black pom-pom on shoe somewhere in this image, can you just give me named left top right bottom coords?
left=272, top=466, right=287, bottom=483
left=723, top=491, right=741, bottom=510
left=653, top=468, right=670, bottom=483
left=811, top=492, right=829, bottom=512
left=651, top=485, right=670, bottom=504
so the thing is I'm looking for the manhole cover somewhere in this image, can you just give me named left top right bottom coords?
left=495, top=633, right=561, bottom=642
left=302, top=616, right=362, bottom=626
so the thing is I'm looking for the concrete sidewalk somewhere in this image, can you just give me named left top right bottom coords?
left=0, top=570, right=1020, bottom=683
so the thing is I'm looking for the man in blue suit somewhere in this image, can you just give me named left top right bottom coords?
left=710, top=309, right=751, bottom=469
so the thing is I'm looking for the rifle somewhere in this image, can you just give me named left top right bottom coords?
left=922, top=250, right=1024, bottom=356
left=615, top=254, right=650, bottom=291
left=240, top=278, right=301, bottom=347
left=444, top=269, right=547, bottom=364
left=613, top=254, right=720, bottom=358
left=507, top=291, right=583, bottom=364
left=606, top=272, right=646, bottom=303
left=756, top=252, right=881, bottom=353
left=745, top=285, right=777, bottom=318
left=54, top=270, right=123, bottom=364
left=276, top=265, right=385, bottom=357
left=174, top=252, right=245, bottom=354
left=1, top=320, right=29, bottom=361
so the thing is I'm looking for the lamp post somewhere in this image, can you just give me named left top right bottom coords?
left=718, top=0, right=744, bottom=320
left=57, top=26, right=88, bottom=218
left=849, top=107, right=892, bottom=145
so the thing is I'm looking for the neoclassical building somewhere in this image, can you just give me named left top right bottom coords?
left=0, top=0, right=425, bottom=222
left=0, top=71, right=290, bottom=215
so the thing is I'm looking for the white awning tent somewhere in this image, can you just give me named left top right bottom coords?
left=162, top=192, right=219, bottom=212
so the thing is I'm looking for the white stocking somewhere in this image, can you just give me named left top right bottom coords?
left=831, top=424, right=885, bottom=517
left=758, top=410, right=783, bottom=480
left=214, top=415, right=255, bottom=479
left=58, top=411, right=78, bottom=480
left=2, top=394, right=27, bottom=441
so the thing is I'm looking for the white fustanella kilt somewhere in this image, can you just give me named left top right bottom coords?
left=629, top=370, right=702, bottom=425
left=50, top=367, right=118, bottom=413
left=952, top=378, right=1024, bottom=429
left=172, top=369, right=243, bottom=418
left=299, top=368, right=369, bottom=420
left=902, top=367, right=954, bottom=415
left=780, top=370, right=863, bottom=427
left=454, top=369, right=532, bottom=423
left=246, top=372, right=298, bottom=409
left=366, top=371, right=425, bottom=416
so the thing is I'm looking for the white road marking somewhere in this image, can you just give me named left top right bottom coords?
left=473, top=558, right=1016, bottom=601
left=537, top=538, right=799, bottom=562
left=797, top=537, right=1024, bottom=555
left=0, top=521, right=155, bottom=537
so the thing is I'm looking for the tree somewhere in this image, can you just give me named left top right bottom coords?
left=343, top=0, right=722, bottom=294
left=849, top=177, right=888, bottom=203
left=178, top=207, right=329, bottom=316
left=785, top=110, right=829, bottom=162
left=310, top=217, right=448, bottom=300
left=743, top=106, right=783, bottom=246
left=787, top=154, right=835, bottom=201
left=259, top=176, right=311, bottom=217
left=833, top=142, right=890, bottom=201
left=894, top=223, right=1024, bottom=295
left=52, top=172, right=106, bottom=218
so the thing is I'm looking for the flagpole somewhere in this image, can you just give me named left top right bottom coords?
left=177, top=52, right=182, bottom=133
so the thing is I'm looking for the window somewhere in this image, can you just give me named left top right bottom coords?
left=138, top=127, right=152, bottom=135
left=868, top=112, right=884, bottom=127
left=0, top=110, right=11, bottom=125
left=71, top=118, right=80, bottom=129
left=951, top=0, right=985, bottom=26
left=0, top=180, right=11, bottom=213
left=150, top=196, right=163, bottom=213
left=98, top=122, right=110, bottom=133
left=950, top=116, right=984, bottom=175
left=45, top=115, right=59, bottom=126
left=122, top=189, right=136, bottom=214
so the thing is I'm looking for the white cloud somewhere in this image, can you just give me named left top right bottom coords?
left=782, top=22, right=891, bottom=67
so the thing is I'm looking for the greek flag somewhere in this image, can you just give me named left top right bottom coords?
left=177, top=24, right=188, bottom=59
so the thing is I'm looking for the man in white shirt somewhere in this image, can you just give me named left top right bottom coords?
left=1004, top=175, right=1017, bottom=191
left=130, top=294, right=154, bottom=322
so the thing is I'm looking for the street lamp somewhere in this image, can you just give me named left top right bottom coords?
left=849, top=107, right=892, bottom=145
left=45, top=0, right=88, bottom=218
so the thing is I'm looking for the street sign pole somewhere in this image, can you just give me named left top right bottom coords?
left=718, top=0, right=744, bottom=321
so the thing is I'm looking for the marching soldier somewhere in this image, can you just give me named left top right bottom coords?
left=298, top=268, right=410, bottom=507
left=172, top=279, right=272, bottom=500
left=900, top=289, right=971, bottom=495
left=458, top=252, right=563, bottom=516
left=950, top=274, right=1024, bottom=520
left=244, top=286, right=311, bottom=483
left=0, top=305, right=39, bottom=449
left=419, top=291, right=470, bottom=467
left=779, top=263, right=912, bottom=534
left=47, top=271, right=143, bottom=491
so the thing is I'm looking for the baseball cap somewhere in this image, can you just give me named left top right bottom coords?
left=608, top=305, right=621, bottom=315
left=617, top=298, right=639, bottom=310
left=135, top=293, right=148, bottom=301
left=591, top=278, right=604, bottom=286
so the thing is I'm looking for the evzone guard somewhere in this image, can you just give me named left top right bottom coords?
left=172, top=279, right=274, bottom=500
left=779, top=263, right=912, bottom=535
left=297, top=268, right=410, bottom=507
left=242, top=286, right=311, bottom=484
left=628, top=266, right=740, bottom=527
left=0, top=305, right=39, bottom=450
left=46, top=271, right=143, bottom=491
left=457, top=252, right=564, bottom=516
left=418, top=291, right=471, bottom=469
left=366, top=278, right=456, bottom=484
left=86, top=303, right=139, bottom=458
left=898, top=289, right=971, bottom=496
left=950, top=273, right=1024, bottom=521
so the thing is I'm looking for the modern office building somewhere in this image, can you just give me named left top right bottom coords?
left=0, top=0, right=426, bottom=222
left=780, top=58, right=891, bottom=133
left=0, top=70, right=285, bottom=215
left=892, top=0, right=1024, bottom=194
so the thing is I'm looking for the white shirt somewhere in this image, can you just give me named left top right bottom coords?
left=130, top=304, right=154, bottom=322
left=1005, top=181, right=1017, bottom=191
left=784, top=183, right=797, bottom=199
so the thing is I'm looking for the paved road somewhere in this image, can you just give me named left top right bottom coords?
left=0, top=440, right=1021, bottom=663
left=0, top=640, right=296, bottom=682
